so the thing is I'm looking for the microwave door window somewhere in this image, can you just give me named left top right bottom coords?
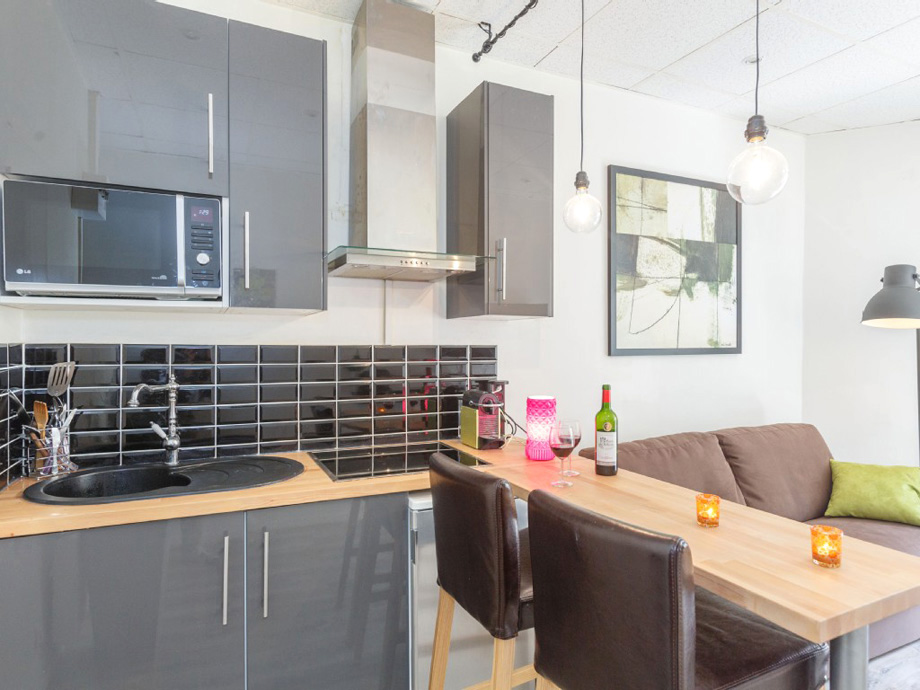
left=3, top=181, right=81, bottom=285
left=79, top=190, right=178, bottom=287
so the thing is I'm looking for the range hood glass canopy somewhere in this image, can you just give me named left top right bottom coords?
left=327, top=246, right=480, bottom=282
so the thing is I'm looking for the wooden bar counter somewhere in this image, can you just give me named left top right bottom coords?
left=447, top=439, right=920, bottom=647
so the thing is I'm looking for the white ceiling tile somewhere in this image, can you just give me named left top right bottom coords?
left=663, top=9, right=852, bottom=96
left=436, top=13, right=556, bottom=66
left=537, top=44, right=653, bottom=88
left=564, top=0, right=758, bottom=71
left=779, top=115, right=846, bottom=135
left=815, top=75, right=920, bottom=128
left=756, top=45, right=917, bottom=116
left=631, top=73, right=735, bottom=109
left=781, top=0, right=920, bottom=41
left=435, top=0, right=516, bottom=22
left=497, top=0, right=611, bottom=44
left=864, top=17, right=920, bottom=67
left=716, top=96, right=802, bottom=127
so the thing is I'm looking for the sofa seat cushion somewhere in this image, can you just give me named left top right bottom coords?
left=714, top=424, right=833, bottom=522
left=617, top=432, right=746, bottom=504
left=804, top=516, right=920, bottom=558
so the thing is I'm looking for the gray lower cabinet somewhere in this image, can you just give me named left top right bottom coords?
left=247, top=494, right=410, bottom=689
left=0, top=0, right=229, bottom=196
left=0, top=513, right=246, bottom=690
left=228, top=21, right=326, bottom=310
left=446, top=81, right=554, bottom=319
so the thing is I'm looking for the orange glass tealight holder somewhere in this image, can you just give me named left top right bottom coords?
left=696, top=493, right=720, bottom=528
left=811, top=525, right=843, bottom=568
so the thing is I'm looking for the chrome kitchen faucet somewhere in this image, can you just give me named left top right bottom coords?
left=128, top=375, right=181, bottom=466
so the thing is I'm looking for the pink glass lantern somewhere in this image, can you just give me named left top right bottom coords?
left=525, top=396, right=557, bottom=461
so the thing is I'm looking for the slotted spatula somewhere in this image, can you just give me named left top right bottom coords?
left=47, top=361, right=76, bottom=409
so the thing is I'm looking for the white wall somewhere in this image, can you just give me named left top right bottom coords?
left=804, top=122, right=920, bottom=465
left=19, top=0, right=808, bottom=441
left=0, top=307, right=21, bottom=342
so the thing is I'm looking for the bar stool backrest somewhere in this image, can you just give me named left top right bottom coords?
left=429, top=452, right=524, bottom=639
left=528, top=490, right=696, bottom=690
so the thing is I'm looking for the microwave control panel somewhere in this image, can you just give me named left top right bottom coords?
left=184, top=197, right=221, bottom=290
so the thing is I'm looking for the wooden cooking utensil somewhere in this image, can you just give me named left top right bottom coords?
left=33, top=401, right=49, bottom=443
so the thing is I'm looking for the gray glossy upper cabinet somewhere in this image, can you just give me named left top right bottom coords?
left=246, top=495, right=409, bottom=690
left=0, top=514, right=246, bottom=690
left=446, top=82, right=554, bottom=319
left=0, top=0, right=229, bottom=195
left=228, top=22, right=326, bottom=310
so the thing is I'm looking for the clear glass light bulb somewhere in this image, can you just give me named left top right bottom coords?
left=726, top=139, right=789, bottom=205
left=564, top=186, right=603, bottom=234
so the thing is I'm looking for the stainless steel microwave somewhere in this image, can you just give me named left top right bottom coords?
left=1, top=177, right=222, bottom=300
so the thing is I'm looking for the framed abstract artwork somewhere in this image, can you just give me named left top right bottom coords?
left=608, top=165, right=741, bottom=356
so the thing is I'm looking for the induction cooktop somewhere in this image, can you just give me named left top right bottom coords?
left=310, top=442, right=488, bottom=481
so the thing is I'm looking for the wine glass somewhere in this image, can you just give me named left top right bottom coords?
left=549, top=420, right=581, bottom=488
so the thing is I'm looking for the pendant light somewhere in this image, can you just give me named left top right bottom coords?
left=726, top=0, right=789, bottom=205
left=563, top=0, right=603, bottom=234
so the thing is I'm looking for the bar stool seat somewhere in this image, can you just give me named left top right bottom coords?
left=428, top=452, right=537, bottom=690
left=695, top=588, right=827, bottom=689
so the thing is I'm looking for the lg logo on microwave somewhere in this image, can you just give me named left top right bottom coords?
left=15, top=268, right=32, bottom=275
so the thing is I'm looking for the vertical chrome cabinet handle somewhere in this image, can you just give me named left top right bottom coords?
left=222, top=535, right=229, bottom=626
left=496, top=238, right=508, bottom=301
left=207, top=93, right=214, bottom=176
left=244, top=211, right=251, bottom=289
left=262, top=531, right=270, bottom=619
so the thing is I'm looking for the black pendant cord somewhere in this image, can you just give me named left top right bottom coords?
left=472, top=0, right=539, bottom=62
left=754, top=0, right=760, bottom=115
left=579, top=0, right=585, bottom=172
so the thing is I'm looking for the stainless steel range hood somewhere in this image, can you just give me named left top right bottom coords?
left=327, top=0, right=477, bottom=282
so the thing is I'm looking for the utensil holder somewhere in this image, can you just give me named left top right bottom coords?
left=21, top=424, right=76, bottom=480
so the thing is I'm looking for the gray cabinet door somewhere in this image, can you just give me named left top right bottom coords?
left=0, top=0, right=229, bottom=195
left=0, top=514, right=246, bottom=690
left=485, top=84, right=554, bottom=317
left=247, top=494, right=409, bottom=690
left=228, top=22, right=326, bottom=310
left=446, top=82, right=553, bottom=319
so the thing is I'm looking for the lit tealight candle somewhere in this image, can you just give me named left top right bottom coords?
left=696, top=493, right=720, bottom=528
left=810, top=525, right=843, bottom=568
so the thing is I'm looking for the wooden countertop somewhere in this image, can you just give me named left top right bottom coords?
left=444, top=440, right=920, bottom=644
left=0, top=442, right=533, bottom=540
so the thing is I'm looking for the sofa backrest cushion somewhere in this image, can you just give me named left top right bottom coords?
left=713, top=424, right=833, bottom=522
left=619, top=432, right=746, bottom=504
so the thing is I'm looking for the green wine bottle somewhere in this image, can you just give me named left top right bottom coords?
left=595, top=385, right=618, bottom=476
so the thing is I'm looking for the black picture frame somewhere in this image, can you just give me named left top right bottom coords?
left=608, top=165, right=742, bottom=356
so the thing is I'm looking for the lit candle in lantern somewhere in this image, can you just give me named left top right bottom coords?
left=696, top=493, right=720, bottom=528
left=810, top=525, right=843, bottom=568
left=525, top=396, right=556, bottom=461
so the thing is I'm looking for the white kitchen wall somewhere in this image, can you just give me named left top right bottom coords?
left=0, top=307, right=21, bottom=342
left=18, top=0, right=807, bottom=441
left=804, top=122, right=920, bottom=465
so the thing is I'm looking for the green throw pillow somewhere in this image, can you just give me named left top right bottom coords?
left=825, top=460, right=920, bottom=527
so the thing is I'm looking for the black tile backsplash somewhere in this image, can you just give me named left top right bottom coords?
left=0, top=344, right=497, bottom=477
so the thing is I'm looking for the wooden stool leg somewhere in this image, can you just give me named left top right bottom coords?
left=428, top=588, right=455, bottom=690
left=490, top=637, right=516, bottom=689
left=535, top=675, right=559, bottom=690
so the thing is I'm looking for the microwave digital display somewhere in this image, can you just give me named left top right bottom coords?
left=191, top=205, right=214, bottom=222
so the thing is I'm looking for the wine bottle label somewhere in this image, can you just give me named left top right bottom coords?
left=596, top=431, right=617, bottom=467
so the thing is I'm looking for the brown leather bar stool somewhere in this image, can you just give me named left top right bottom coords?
left=527, top=490, right=829, bottom=690
left=428, top=453, right=536, bottom=690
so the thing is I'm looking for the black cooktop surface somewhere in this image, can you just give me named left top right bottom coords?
left=311, top=442, right=488, bottom=481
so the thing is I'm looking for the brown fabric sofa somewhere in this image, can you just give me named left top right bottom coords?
left=580, top=422, right=920, bottom=659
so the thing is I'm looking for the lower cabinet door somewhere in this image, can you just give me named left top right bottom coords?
left=0, top=514, right=246, bottom=690
left=247, top=495, right=410, bottom=690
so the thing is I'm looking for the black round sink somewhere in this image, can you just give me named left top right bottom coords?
left=24, top=456, right=304, bottom=505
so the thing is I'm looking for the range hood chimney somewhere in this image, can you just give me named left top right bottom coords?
left=327, top=0, right=476, bottom=282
